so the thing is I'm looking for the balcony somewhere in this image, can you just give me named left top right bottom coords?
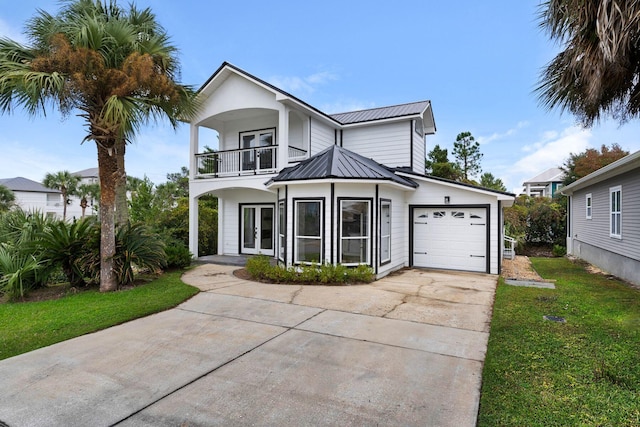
left=195, top=146, right=307, bottom=178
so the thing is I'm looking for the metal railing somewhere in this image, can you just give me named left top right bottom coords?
left=196, top=145, right=309, bottom=178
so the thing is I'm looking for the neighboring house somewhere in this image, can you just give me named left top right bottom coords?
left=188, top=62, right=515, bottom=277
left=0, top=177, right=63, bottom=218
left=522, top=167, right=564, bottom=197
left=561, top=150, right=640, bottom=286
left=66, top=167, right=100, bottom=219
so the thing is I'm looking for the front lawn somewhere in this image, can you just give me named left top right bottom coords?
left=0, top=271, right=199, bottom=361
left=479, top=257, right=640, bottom=426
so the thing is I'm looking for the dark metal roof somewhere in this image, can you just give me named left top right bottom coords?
left=72, top=167, right=99, bottom=178
left=267, top=145, right=418, bottom=188
left=394, top=168, right=516, bottom=197
left=330, top=101, right=430, bottom=124
left=0, top=177, right=61, bottom=193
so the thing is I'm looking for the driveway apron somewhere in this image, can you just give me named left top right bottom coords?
left=0, top=265, right=497, bottom=427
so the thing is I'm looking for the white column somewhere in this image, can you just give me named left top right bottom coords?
left=190, top=124, right=199, bottom=180
left=217, top=198, right=224, bottom=255
left=278, top=106, right=289, bottom=169
left=189, top=195, right=199, bottom=259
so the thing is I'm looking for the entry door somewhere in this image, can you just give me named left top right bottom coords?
left=241, top=205, right=274, bottom=256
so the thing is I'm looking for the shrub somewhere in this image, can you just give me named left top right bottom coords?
left=164, top=243, right=192, bottom=269
left=552, top=244, right=567, bottom=257
left=0, top=246, right=40, bottom=300
left=245, top=255, right=375, bottom=285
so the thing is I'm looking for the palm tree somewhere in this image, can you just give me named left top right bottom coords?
left=0, top=184, right=15, bottom=212
left=43, top=170, right=81, bottom=221
left=0, top=0, right=198, bottom=291
left=537, top=0, right=640, bottom=126
left=76, top=182, right=101, bottom=218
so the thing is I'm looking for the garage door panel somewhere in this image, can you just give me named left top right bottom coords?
left=412, top=207, right=487, bottom=273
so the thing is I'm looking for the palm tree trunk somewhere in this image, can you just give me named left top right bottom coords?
left=97, top=143, right=118, bottom=292
left=62, top=189, right=67, bottom=221
left=115, top=138, right=128, bottom=226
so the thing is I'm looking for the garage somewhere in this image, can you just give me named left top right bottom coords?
left=412, top=206, right=488, bottom=273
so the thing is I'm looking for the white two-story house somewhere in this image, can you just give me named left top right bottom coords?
left=188, top=63, right=514, bottom=277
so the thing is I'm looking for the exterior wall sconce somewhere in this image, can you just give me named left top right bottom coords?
left=444, top=196, right=450, bottom=204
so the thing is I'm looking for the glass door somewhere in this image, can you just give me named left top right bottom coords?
left=241, top=205, right=274, bottom=256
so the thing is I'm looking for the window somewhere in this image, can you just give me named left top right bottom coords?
left=610, top=186, right=622, bottom=238
left=451, top=211, right=465, bottom=219
left=380, top=201, right=391, bottom=264
left=585, top=193, right=592, bottom=219
left=278, top=200, right=286, bottom=261
left=433, top=211, right=446, bottom=218
left=294, top=200, right=322, bottom=263
left=340, top=200, right=371, bottom=265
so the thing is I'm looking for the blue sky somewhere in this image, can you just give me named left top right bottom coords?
left=1, top=0, right=639, bottom=193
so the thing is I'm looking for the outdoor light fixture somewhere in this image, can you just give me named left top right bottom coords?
left=444, top=196, right=450, bottom=204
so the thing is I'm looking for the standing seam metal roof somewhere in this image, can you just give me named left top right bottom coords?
left=330, top=101, right=430, bottom=124
left=267, top=145, right=417, bottom=188
left=0, top=177, right=61, bottom=193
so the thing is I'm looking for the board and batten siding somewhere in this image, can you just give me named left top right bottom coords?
left=342, top=122, right=410, bottom=168
left=309, top=118, right=335, bottom=156
left=572, top=170, right=640, bottom=261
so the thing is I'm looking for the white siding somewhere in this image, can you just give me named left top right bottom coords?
left=413, top=127, right=426, bottom=174
left=405, top=178, right=501, bottom=274
left=220, top=114, right=279, bottom=151
left=13, top=191, right=63, bottom=218
left=378, top=186, right=409, bottom=277
left=309, top=118, right=335, bottom=155
left=342, top=122, right=410, bottom=168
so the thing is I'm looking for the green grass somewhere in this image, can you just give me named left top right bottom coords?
left=0, top=271, right=199, bottom=361
left=478, top=258, right=640, bottom=426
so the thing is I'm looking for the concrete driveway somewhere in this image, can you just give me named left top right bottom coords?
left=0, top=265, right=497, bottom=427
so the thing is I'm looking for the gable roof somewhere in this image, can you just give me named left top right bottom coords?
left=561, top=150, right=640, bottom=195
left=523, top=167, right=564, bottom=185
left=198, top=62, right=434, bottom=130
left=267, top=145, right=418, bottom=188
left=0, top=177, right=60, bottom=193
left=73, top=167, right=98, bottom=178
left=330, top=101, right=431, bottom=125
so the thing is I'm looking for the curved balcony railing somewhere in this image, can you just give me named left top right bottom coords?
left=196, top=145, right=308, bottom=178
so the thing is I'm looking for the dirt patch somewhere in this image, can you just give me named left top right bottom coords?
left=233, top=268, right=252, bottom=281
left=501, top=256, right=545, bottom=281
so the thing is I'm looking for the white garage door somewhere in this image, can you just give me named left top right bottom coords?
left=413, top=207, right=487, bottom=272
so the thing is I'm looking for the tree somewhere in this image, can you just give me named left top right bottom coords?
left=425, top=145, right=461, bottom=180
left=166, top=166, right=189, bottom=198
left=537, top=1, right=640, bottom=126
left=561, top=143, right=629, bottom=185
left=0, top=185, right=15, bottom=212
left=43, top=171, right=81, bottom=221
left=0, top=0, right=198, bottom=291
left=479, top=172, right=507, bottom=192
left=452, top=132, right=483, bottom=181
left=76, top=182, right=100, bottom=218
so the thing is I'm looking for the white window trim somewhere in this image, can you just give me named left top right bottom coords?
left=380, top=200, right=391, bottom=264
left=294, top=199, right=323, bottom=264
left=339, top=199, right=371, bottom=266
left=609, top=186, right=622, bottom=239
left=585, top=193, right=592, bottom=219
left=278, top=200, right=285, bottom=262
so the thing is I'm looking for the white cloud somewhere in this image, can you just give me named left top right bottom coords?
left=502, top=125, right=592, bottom=193
left=0, top=17, right=26, bottom=43
left=268, top=70, right=338, bottom=96
left=478, top=121, right=529, bottom=145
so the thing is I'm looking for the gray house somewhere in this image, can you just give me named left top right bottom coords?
left=561, top=150, right=640, bottom=286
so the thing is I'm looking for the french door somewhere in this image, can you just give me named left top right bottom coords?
left=241, top=205, right=274, bottom=256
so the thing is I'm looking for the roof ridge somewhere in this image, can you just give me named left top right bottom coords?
left=330, top=100, right=429, bottom=117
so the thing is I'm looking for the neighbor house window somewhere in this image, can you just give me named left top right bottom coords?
left=294, top=200, right=322, bottom=263
left=340, top=199, right=371, bottom=265
left=586, top=193, right=592, bottom=219
left=380, top=200, right=391, bottom=264
left=610, top=186, right=622, bottom=238
left=278, top=200, right=286, bottom=262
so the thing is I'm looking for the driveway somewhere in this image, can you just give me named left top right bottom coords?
left=0, top=265, right=497, bottom=427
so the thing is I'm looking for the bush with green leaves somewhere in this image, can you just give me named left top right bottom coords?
left=504, top=195, right=567, bottom=248
left=164, top=240, right=192, bottom=269
left=0, top=246, right=40, bottom=300
left=246, top=255, right=375, bottom=285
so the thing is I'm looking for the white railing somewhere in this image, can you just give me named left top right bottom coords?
left=288, top=146, right=307, bottom=162
left=504, top=235, right=517, bottom=260
left=196, top=146, right=278, bottom=178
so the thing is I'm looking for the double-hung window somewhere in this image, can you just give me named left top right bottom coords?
left=294, top=200, right=322, bottom=263
left=610, top=186, right=622, bottom=238
left=340, top=199, right=371, bottom=265
left=380, top=200, right=391, bottom=264
left=585, top=193, right=592, bottom=219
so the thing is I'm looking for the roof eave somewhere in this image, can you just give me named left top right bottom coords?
left=561, top=150, right=640, bottom=195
